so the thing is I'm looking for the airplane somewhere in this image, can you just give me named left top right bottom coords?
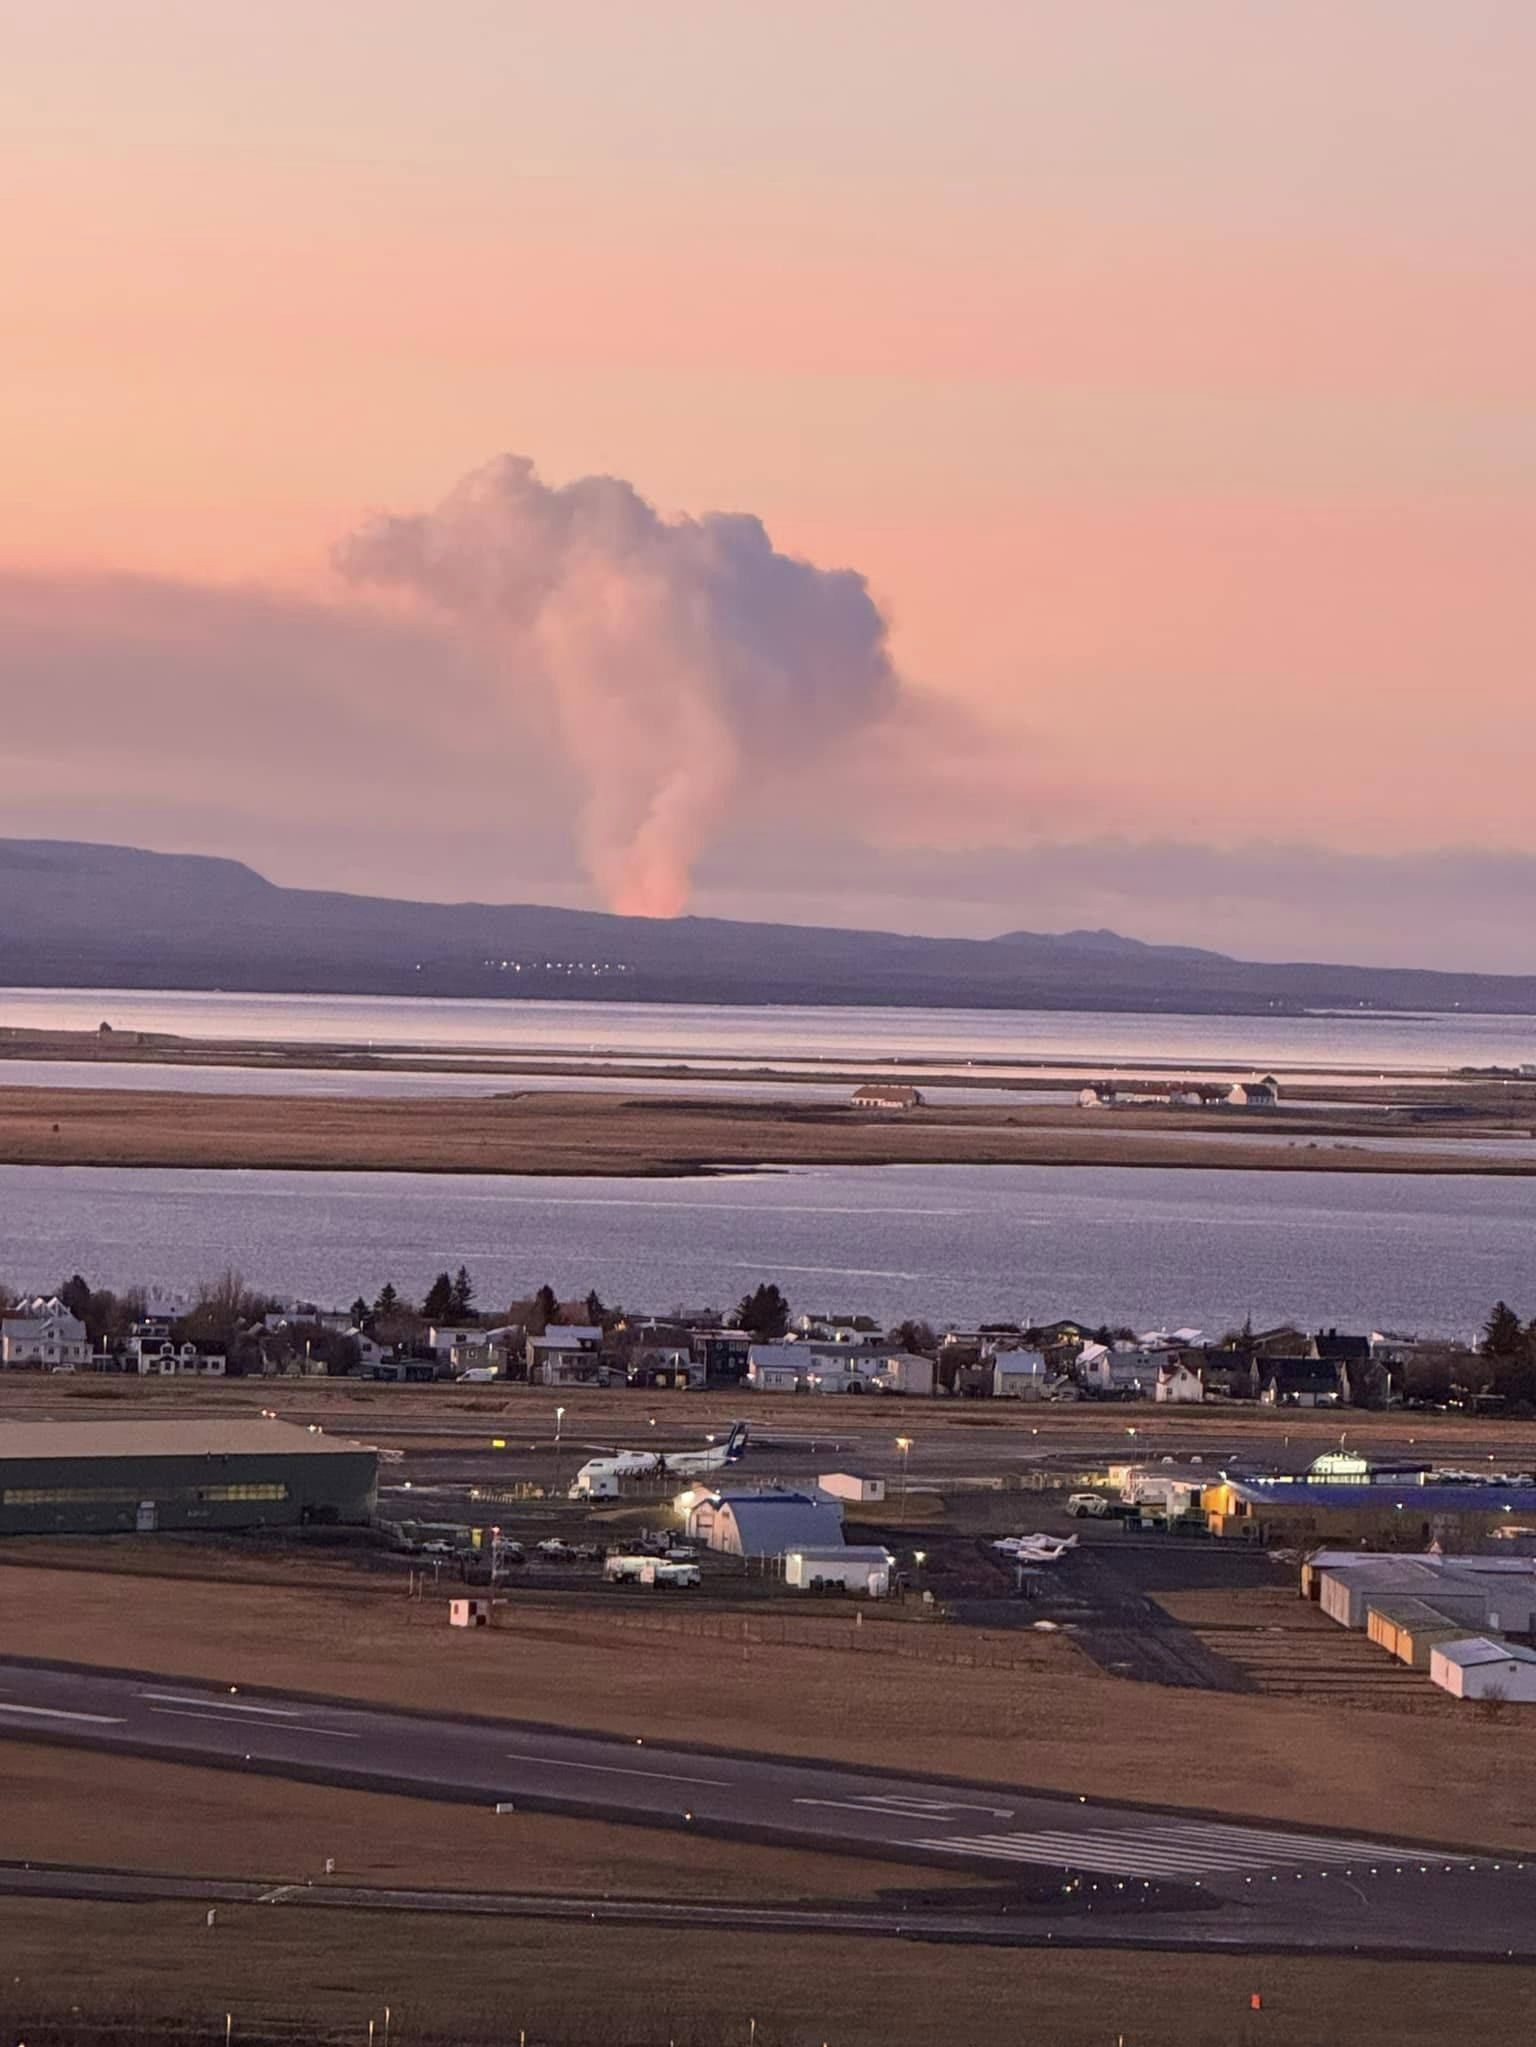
left=991, top=1532, right=1078, bottom=1563
left=569, top=1420, right=750, bottom=1498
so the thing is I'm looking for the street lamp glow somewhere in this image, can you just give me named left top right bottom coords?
left=895, top=1436, right=914, bottom=1522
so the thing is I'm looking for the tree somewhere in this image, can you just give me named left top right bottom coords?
left=373, top=1282, right=400, bottom=1318
left=58, top=1273, right=94, bottom=1322
left=263, top=1320, right=360, bottom=1379
left=736, top=1282, right=789, bottom=1340
left=895, top=1319, right=937, bottom=1356
left=530, top=1283, right=559, bottom=1336
left=349, top=1297, right=370, bottom=1328
left=448, top=1265, right=476, bottom=1320
left=422, top=1272, right=455, bottom=1322
left=585, top=1288, right=608, bottom=1327
left=1482, top=1301, right=1525, bottom=1359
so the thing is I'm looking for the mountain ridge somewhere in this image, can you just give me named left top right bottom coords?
left=1, top=837, right=1534, bottom=1017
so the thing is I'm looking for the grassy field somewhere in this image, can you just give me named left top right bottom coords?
left=4, top=1896, right=1536, bottom=2046
left=1, top=1080, right=1530, bottom=1175
left=3, top=1560, right=1535, bottom=1851
left=0, top=1740, right=929, bottom=1899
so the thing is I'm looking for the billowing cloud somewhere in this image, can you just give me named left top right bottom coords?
left=335, top=455, right=901, bottom=917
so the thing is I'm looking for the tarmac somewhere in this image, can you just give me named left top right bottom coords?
left=3, top=1654, right=1533, bottom=1958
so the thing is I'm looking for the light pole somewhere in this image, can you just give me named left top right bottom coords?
left=896, top=1436, right=913, bottom=1523
left=555, top=1405, right=566, bottom=1446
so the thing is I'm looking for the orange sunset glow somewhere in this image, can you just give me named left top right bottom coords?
left=3, top=1, right=1533, bottom=963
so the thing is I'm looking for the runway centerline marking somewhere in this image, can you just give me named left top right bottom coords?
left=503, top=1751, right=729, bottom=1788
left=0, top=1703, right=125, bottom=1726
left=149, top=1708, right=359, bottom=1739
left=138, top=1692, right=304, bottom=1717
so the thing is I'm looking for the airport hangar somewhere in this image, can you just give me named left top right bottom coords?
left=0, top=1419, right=378, bottom=1536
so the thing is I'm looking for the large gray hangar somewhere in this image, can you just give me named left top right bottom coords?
left=0, top=1418, right=378, bottom=1536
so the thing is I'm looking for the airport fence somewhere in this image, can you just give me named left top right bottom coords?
left=512, top=1606, right=1049, bottom=1669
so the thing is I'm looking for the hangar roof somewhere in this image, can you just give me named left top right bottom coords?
left=0, top=1419, right=371, bottom=1462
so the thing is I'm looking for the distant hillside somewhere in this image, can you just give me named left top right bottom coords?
left=2, top=838, right=1535, bottom=1016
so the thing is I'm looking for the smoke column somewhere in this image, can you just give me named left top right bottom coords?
left=336, top=455, right=899, bottom=916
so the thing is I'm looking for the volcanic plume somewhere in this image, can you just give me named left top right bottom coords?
left=336, top=456, right=900, bottom=916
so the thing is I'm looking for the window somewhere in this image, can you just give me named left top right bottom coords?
left=4, top=1479, right=288, bottom=1507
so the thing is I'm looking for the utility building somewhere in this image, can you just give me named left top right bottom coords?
left=0, top=1419, right=378, bottom=1536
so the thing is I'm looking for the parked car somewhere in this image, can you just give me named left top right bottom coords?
left=1066, top=1493, right=1110, bottom=1517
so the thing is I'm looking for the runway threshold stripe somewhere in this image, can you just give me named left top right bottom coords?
left=503, top=1752, right=730, bottom=1788
left=907, top=1838, right=1278, bottom=1875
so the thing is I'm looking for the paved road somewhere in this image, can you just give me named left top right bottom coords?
left=3, top=1656, right=1535, bottom=1955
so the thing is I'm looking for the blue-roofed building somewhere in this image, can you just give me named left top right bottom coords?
left=1203, top=1474, right=1536, bottom=1546
left=686, top=1488, right=845, bottom=1557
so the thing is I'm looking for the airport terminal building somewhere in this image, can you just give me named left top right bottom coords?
left=0, top=1419, right=378, bottom=1536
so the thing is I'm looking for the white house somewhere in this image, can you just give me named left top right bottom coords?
left=1, top=1302, right=90, bottom=1370
left=1155, top=1361, right=1204, bottom=1404
left=1429, top=1637, right=1536, bottom=1702
left=133, top=1340, right=227, bottom=1378
left=991, top=1348, right=1051, bottom=1399
left=747, top=1344, right=810, bottom=1393
left=428, top=1324, right=485, bottom=1359
left=1077, top=1343, right=1156, bottom=1397
left=527, top=1326, right=604, bottom=1385
left=869, top=1351, right=934, bottom=1398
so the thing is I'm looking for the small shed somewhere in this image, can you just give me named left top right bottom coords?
left=819, top=1471, right=887, bottom=1505
left=785, top=1546, right=893, bottom=1597
left=449, top=1597, right=491, bottom=1628
left=1430, top=1637, right=1536, bottom=1702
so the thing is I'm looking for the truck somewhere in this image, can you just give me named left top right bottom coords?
left=604, top=1555, right=701, bottom=1589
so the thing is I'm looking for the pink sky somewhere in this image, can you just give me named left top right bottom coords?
left=3, top=2, right=1533, bottom=962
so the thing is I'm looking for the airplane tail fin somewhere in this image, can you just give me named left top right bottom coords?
left=723, top=1420, right=749, bottom=1461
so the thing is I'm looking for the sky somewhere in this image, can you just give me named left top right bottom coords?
left=3, top=1, right=1533, bottom=968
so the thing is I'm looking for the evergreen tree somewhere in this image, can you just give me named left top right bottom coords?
left=349, top=1297, right=369, bottom=1327
left=736, top=1282, right=789, bottom=1339
left=448, top=1265, right=476, bottom=1320
left=423, top=1272, right=455, bottom=1322
left=585, top=1288, right=607, bottom=1327
left=58, top=1273, right=93, bottom=1322
left=373, top=1282, right=400, bottom=1318
left=531, top=1283, right=559, bottom=1334
left=1482, top=1301, right=1525, bottom=1358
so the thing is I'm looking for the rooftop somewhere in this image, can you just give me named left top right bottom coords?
left=1433, top=1636, right=1536, bottom=1671
left=0, top=1418, right=372, bottom=1462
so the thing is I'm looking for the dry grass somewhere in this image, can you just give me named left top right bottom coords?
left=0, top=1081, right=1529, bottom=1175
left=0, top=1741, right=922, bottom=1900
left=3, top=1897, right=1535, bottom=2046
left=3, top=1563, right=1536, bottom=1852
left=7, top=1372, right=1536, bottom=1464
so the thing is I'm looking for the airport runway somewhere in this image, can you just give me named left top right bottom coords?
left=2, top=1656, right=1534, bottom=1956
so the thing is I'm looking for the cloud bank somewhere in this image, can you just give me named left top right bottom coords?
left=335, top=455, right=900, bottom=916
